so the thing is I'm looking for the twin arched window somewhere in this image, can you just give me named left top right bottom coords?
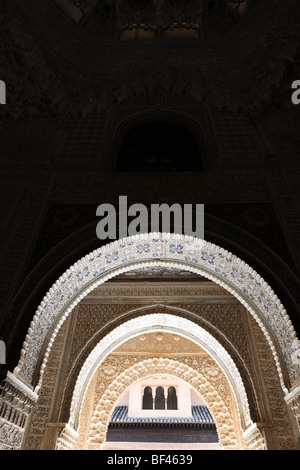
left=142, top=386, right=178, bottom=410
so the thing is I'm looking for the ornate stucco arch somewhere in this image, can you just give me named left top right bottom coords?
left=68, top=313, right=252, bottom=435
left=84, top=360, right=251, bottom=451
left=14, top=233, right=299, bottom=398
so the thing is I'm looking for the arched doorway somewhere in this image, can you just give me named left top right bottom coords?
left=1, top=233, right=299, bottom=450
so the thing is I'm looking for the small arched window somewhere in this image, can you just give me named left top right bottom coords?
left=155, top=386, right=165, bottom=410
left=117, top=122, right=203, bottom=172
left=142, top=386, right=153, bottom=409
left=167, top=386, right=178, bottom=410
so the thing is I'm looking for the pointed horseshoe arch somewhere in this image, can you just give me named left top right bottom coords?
left=14, top=233, right=300, bottom=395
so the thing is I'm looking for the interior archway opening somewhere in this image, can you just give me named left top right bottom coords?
left=105, top=375, right=221, bottom=451
left=74, top=329, right=249, bottom=450
left=8, top=234, right=298, bottom=451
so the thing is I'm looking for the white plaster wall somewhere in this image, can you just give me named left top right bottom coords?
left=190, top=389, right=205, bottom=406
left=117, top=393, right=129, bottom=406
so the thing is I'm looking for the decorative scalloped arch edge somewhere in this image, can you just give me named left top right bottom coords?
left=14, top=233, right=300, bottom=393
left=86, top=359, right=251, bottom=450
left=70, top=313, right=252, bottom=433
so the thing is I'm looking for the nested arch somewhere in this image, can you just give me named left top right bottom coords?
left=69, top=313, right=252, bottom=435
left=86, top=361, right=246, bottom=450
left=57, top=301, right=260, bottom=429
left=13, top=233, right=300, bottom=398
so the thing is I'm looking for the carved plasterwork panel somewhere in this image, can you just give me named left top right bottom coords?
left=0, top=372, right=38, bottom=450
left=21, top=321, right=68, bottom=450
left=113, top=331, right=208, bottom=354
left=243, top=423, right=267, bottom=451
left=248, top=316, right=296, bottom=450
left=0, top=421, right=23, bottom=450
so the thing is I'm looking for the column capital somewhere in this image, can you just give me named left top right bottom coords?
left=243, top=423, right=267, bottom=450
left=55, top=423, right=79, bottom=450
